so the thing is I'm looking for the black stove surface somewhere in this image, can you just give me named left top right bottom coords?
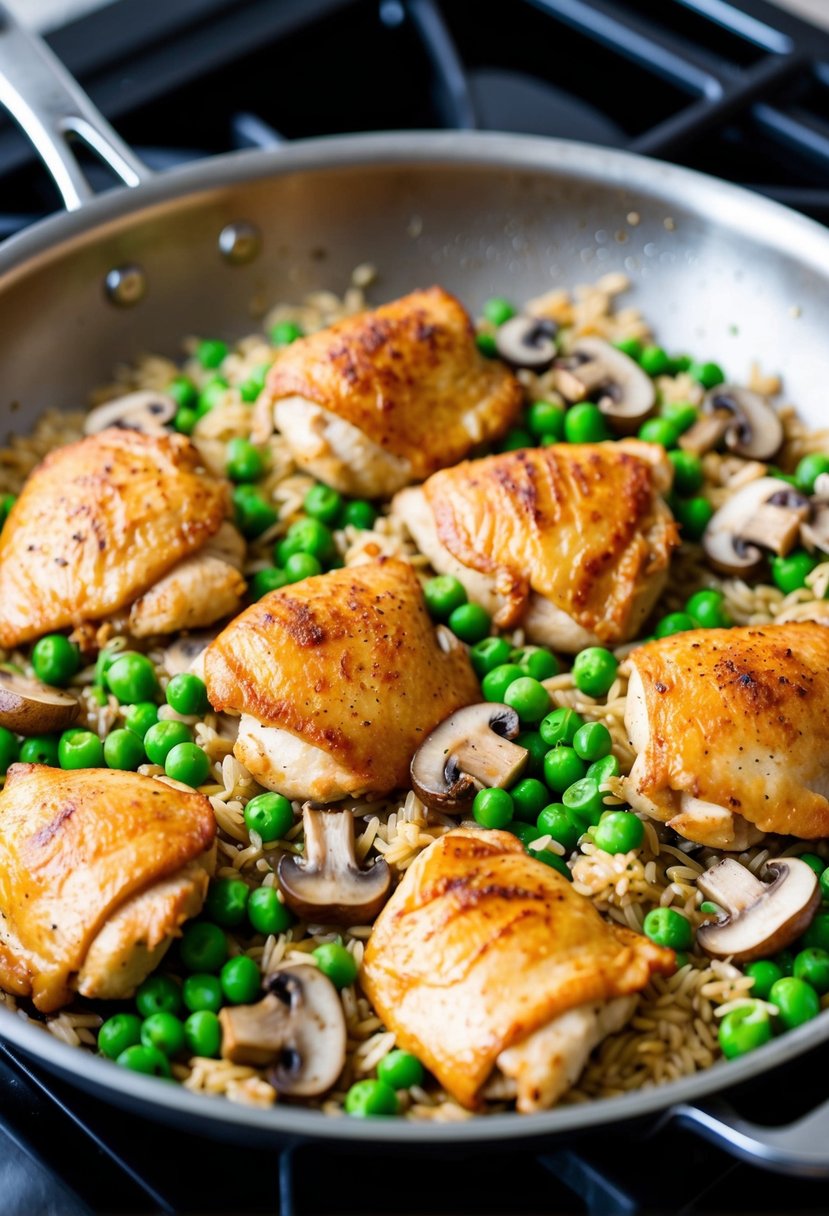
left=4, top=0, right=829, bottom=1211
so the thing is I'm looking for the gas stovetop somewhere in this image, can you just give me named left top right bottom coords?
left=3, top=1, right=829, bottom=1212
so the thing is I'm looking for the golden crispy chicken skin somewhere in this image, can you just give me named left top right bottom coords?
left=624, top=622, right=829, bottom=848
left=204, top=558, right=480, bottom=801
left=393, top=441, right=678, bottom=650
left=254, top=287, right=523, bottom=496
left=0, top=428, right=234, bottom=647
left=361, top=828, right=674, bottom=1110
left=0, top=764, right=216, bottom=1012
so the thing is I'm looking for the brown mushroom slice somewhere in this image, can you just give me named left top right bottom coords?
left=0, top=670, right=79, bottom=735
left=494, top=316, right=558, bottom=371
left=83, top=391, right=177, bottom=436
left=685, top=386, right=784, bottom=461
left=702, top=477, right=808, bottom=577
left=801, top=501, right=829, bottom=556
left=219, top=964, right=346, bottom=1096
left=552, top=338, right=655, bottom=435
left=277, top=808, right=391, bottom=924
left=410, top=702, right=527, bottom=812
left=696, top=857, right=819, bottom=964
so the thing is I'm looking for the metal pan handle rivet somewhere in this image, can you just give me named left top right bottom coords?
left=104, top=264, right=147, bottom=307
left=219, top=221, right=262, bottom=265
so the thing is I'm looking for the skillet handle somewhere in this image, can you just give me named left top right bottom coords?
left=0, top=2, right=152, bottom=210
left=670, top=1096, right=829, bottom=1177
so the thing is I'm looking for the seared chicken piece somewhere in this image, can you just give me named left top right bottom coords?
left=624, top=622, right=829, bottom=848
left=253, top=287, right=522, bottom=497
left=361, top=828, right=674, bottom=1110
left=393, top=441, right=678, bottom=652
left=204, top=558, right=480, bottom=801
left=0, top=428, right=240, bottom=647
left=129, top=522, right=246, bottom=637
left=0, top=764, right=216, bottom=1012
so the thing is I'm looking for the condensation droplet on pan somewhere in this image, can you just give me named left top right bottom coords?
left=664, top=217, right=676, bottom=231
left=659, top=251, right=676, bottom=265
left=596, top=247, right=611, bottom=262
left=594, top=229, right=608, bottom=245
left=790, top=305, right=802, bottom=318
left=104, top=264, right=147, bottom=308
left=615, top=230, right=628, bottom=244
left=579, top=247, right=595, bottom=264
left=627, top=211, right=641, bottom=226
left=624, top=256, right=639, bottom=272
left=644, top=242, right=658, bottom=258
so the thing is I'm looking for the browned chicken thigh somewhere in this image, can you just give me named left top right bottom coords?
left=253, top=287, right=523, bottom=497
left=204, top=558, right=480, bottom=801
left=624, top=622, right=829, bottom=848
left=393, top=441, right=678, bottom=652
left=0, top=428, right=244, bottom=647
left=361, top=828, right=674, bottom=1111
left=0, top=764, right=216, bottom=1012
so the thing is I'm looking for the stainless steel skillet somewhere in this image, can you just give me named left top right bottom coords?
left=0, top=2, right=828, bottom=1170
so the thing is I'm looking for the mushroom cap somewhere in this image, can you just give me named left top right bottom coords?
left=83, top=391, right=177, bottom=436
left=702, top=386, right=783, bottom=461
left=410, top=702, right=527, bottom=812
left=0, top=670, right=79, bottom=736
left=696, top=856, right=820, bottom=964
left=801, top=502, right=829, bottom=556
left=277, top=808, right=391, bottom=924
left=554, top=338, right=655, bottom=435
left=494, top=316, right=558, bottom=371
left=702, top=476, right=791, bottom=576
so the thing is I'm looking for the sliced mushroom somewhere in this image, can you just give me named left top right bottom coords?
left=277, top=808, right=391, bottom=924
left=681, top=386, right=783, bottom=461
left=410, top=702, right=528, bottom=812
left=219, top=963, right=346, bottom=1096
left=494, top=316, right=558, bottom=371
left=553, top=338, right=655, bottom=435
left=702, top=477, right=809, bottom=577
left=696, top=857, right=819, bottom=964
left=161, top=631, right=215, bottom=678
left=84, top=391, right=177, bottom=436
left=0, top=670, right=79, bottom=735
left=801, top=501, right=829, bottom=556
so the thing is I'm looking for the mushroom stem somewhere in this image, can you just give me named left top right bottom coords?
left=697, top=858, right=765, bottom=913
left=696, top=857, right=820, bottom=963
left=277, top=807, right=392, bottom=924
left=679, top=410, right=731, bottom=456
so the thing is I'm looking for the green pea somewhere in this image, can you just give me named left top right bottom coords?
left=773, top=949, right=796, bottom=977
left=689, top=360, right=725, bottom=389
left=19, top=729, right=59, bottom=758
left=182, top=973, right=223, bottom=1014
left=423, top=575, right=467, bottom=620
left=344, top=1079, right=399, bottom=1116
left=544, top=747, right=587, bottom=794
left=685, top=588, right=731, bottom=629
left=743, top=960, right=783, bottom=1001
left=509, top=777, right=550, bottom=823
left=103, top=728, right=145, bottom=771
left=771, top=551, right=818, bottom=594
left=167, top=376, right=198, bottom=409
left=613, top=337, right=642, bottom=360
left=116, top=1044, right=171, bottom=1077
left=197, top=376, right=229, bottom=416
left=470, top=636, right=513, bottom=678
left=283, top=553, right=322, bottom=582
left=660, top=401, right=698, bottom=434
left=184, top=1010, right=222, bottom=1058
left=98, top=1013, right=143, bottom=1060
left=225, top=437, right=265, bottom=483
left=220, top=955, right=261, bottom=1005
left=0, top=493, right=15, bottom=530
left=820, top=866, right=829, bottom=903
left=511, top=646, right=559, bottom=680
left=0, top=726, right=20, bottom=773
left=481, top=663, right=524, bottom=703
left=483, top=297, right=516, bottom=326
left=123, top=701, right=159, bottom=738
left=654, top=611, right=697, bottom=639
left=271, top=320, right=303, bottom=346
left=793, top=947, right=829, bottom=994
left=562, top=776, right=605, bottom=826
left=304, top=483, right=343, bottom=524
left=527, top=400, right=565, bottom=440
left=510, top=821, right=543, bottom=847
left=572, top=721, right=612, bottom=762
left=180, top=922, right=228, bottom=973
left=205, top=878, right=250, bottom=927
left=277, top=518, right=335, bottom=565
left=144, top=720, right=192, bottom=766
left=699, top=901, right=720, bottom=917
left=233, top=486, right=277, bottom=539
left=166, top=673, right=210, bottom=717
left=638, top=418, right=680, bottom=449
left=593, top=810, right=644, bottom=854
left=770, top=976, right=820, bottom=1030
left=473, top=787, right=514, bottom=829
left=58, top=729, right=104, bottom=769
left=504, top=676, right=551, bottom=724
left=572, top=647, right=618, bottom=698
left=674, top=495, right=714, bottom=540
left=174, top=406, right=198, bottom=436
left=136, top=974, right=183, bottom=1018
left=587, top=754, right=620, bottom=785
left=799, top=853, right=825, bottom=878
left=499, top=426, right=533, bottom=451
left=718, top=1002, right=772, bottom=1060
left=377, top=1050, right=424, bottom=1090
left=250, top=567, right=290, bottom=599
left=244, top=791, right=294, bottom=842
left=516, top=730, right=548, bottom=778
left=140, top=1011, right=185, bottom=1057
left=539, top=707, right=583, bottom=748
left=313, top=942, right=358, bottom=989
left=247, top=887, right=294, bottom=936
left=671, top=354, right=693, bottom=373
left=196, top=339, right=228, bottom=369
left=31, top=634, right=79, bottom=687
left=795, top=452, right=829, bottom=495
left=340, top=500, right=378, bottom=530
left=530, top=846, right=572, bottom=879
left=165, top=742, right=210, bottom=787
left=448, top=602, right=491, bottom=644
left=536, top=803, right=581, bottom=851
left=239, top=363, right=271, bottom=403
left=106, top=653, right=158, bottom=703
left=643, top=907, right=693, bottom=951
left=639, top=345, right=671, bottom=377
left=563, top=402, right=609, bottom=444
left=669, top=449, right=703, bottom=496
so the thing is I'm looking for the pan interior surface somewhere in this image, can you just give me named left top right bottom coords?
left=1, top=131, right=829, bottom=1141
